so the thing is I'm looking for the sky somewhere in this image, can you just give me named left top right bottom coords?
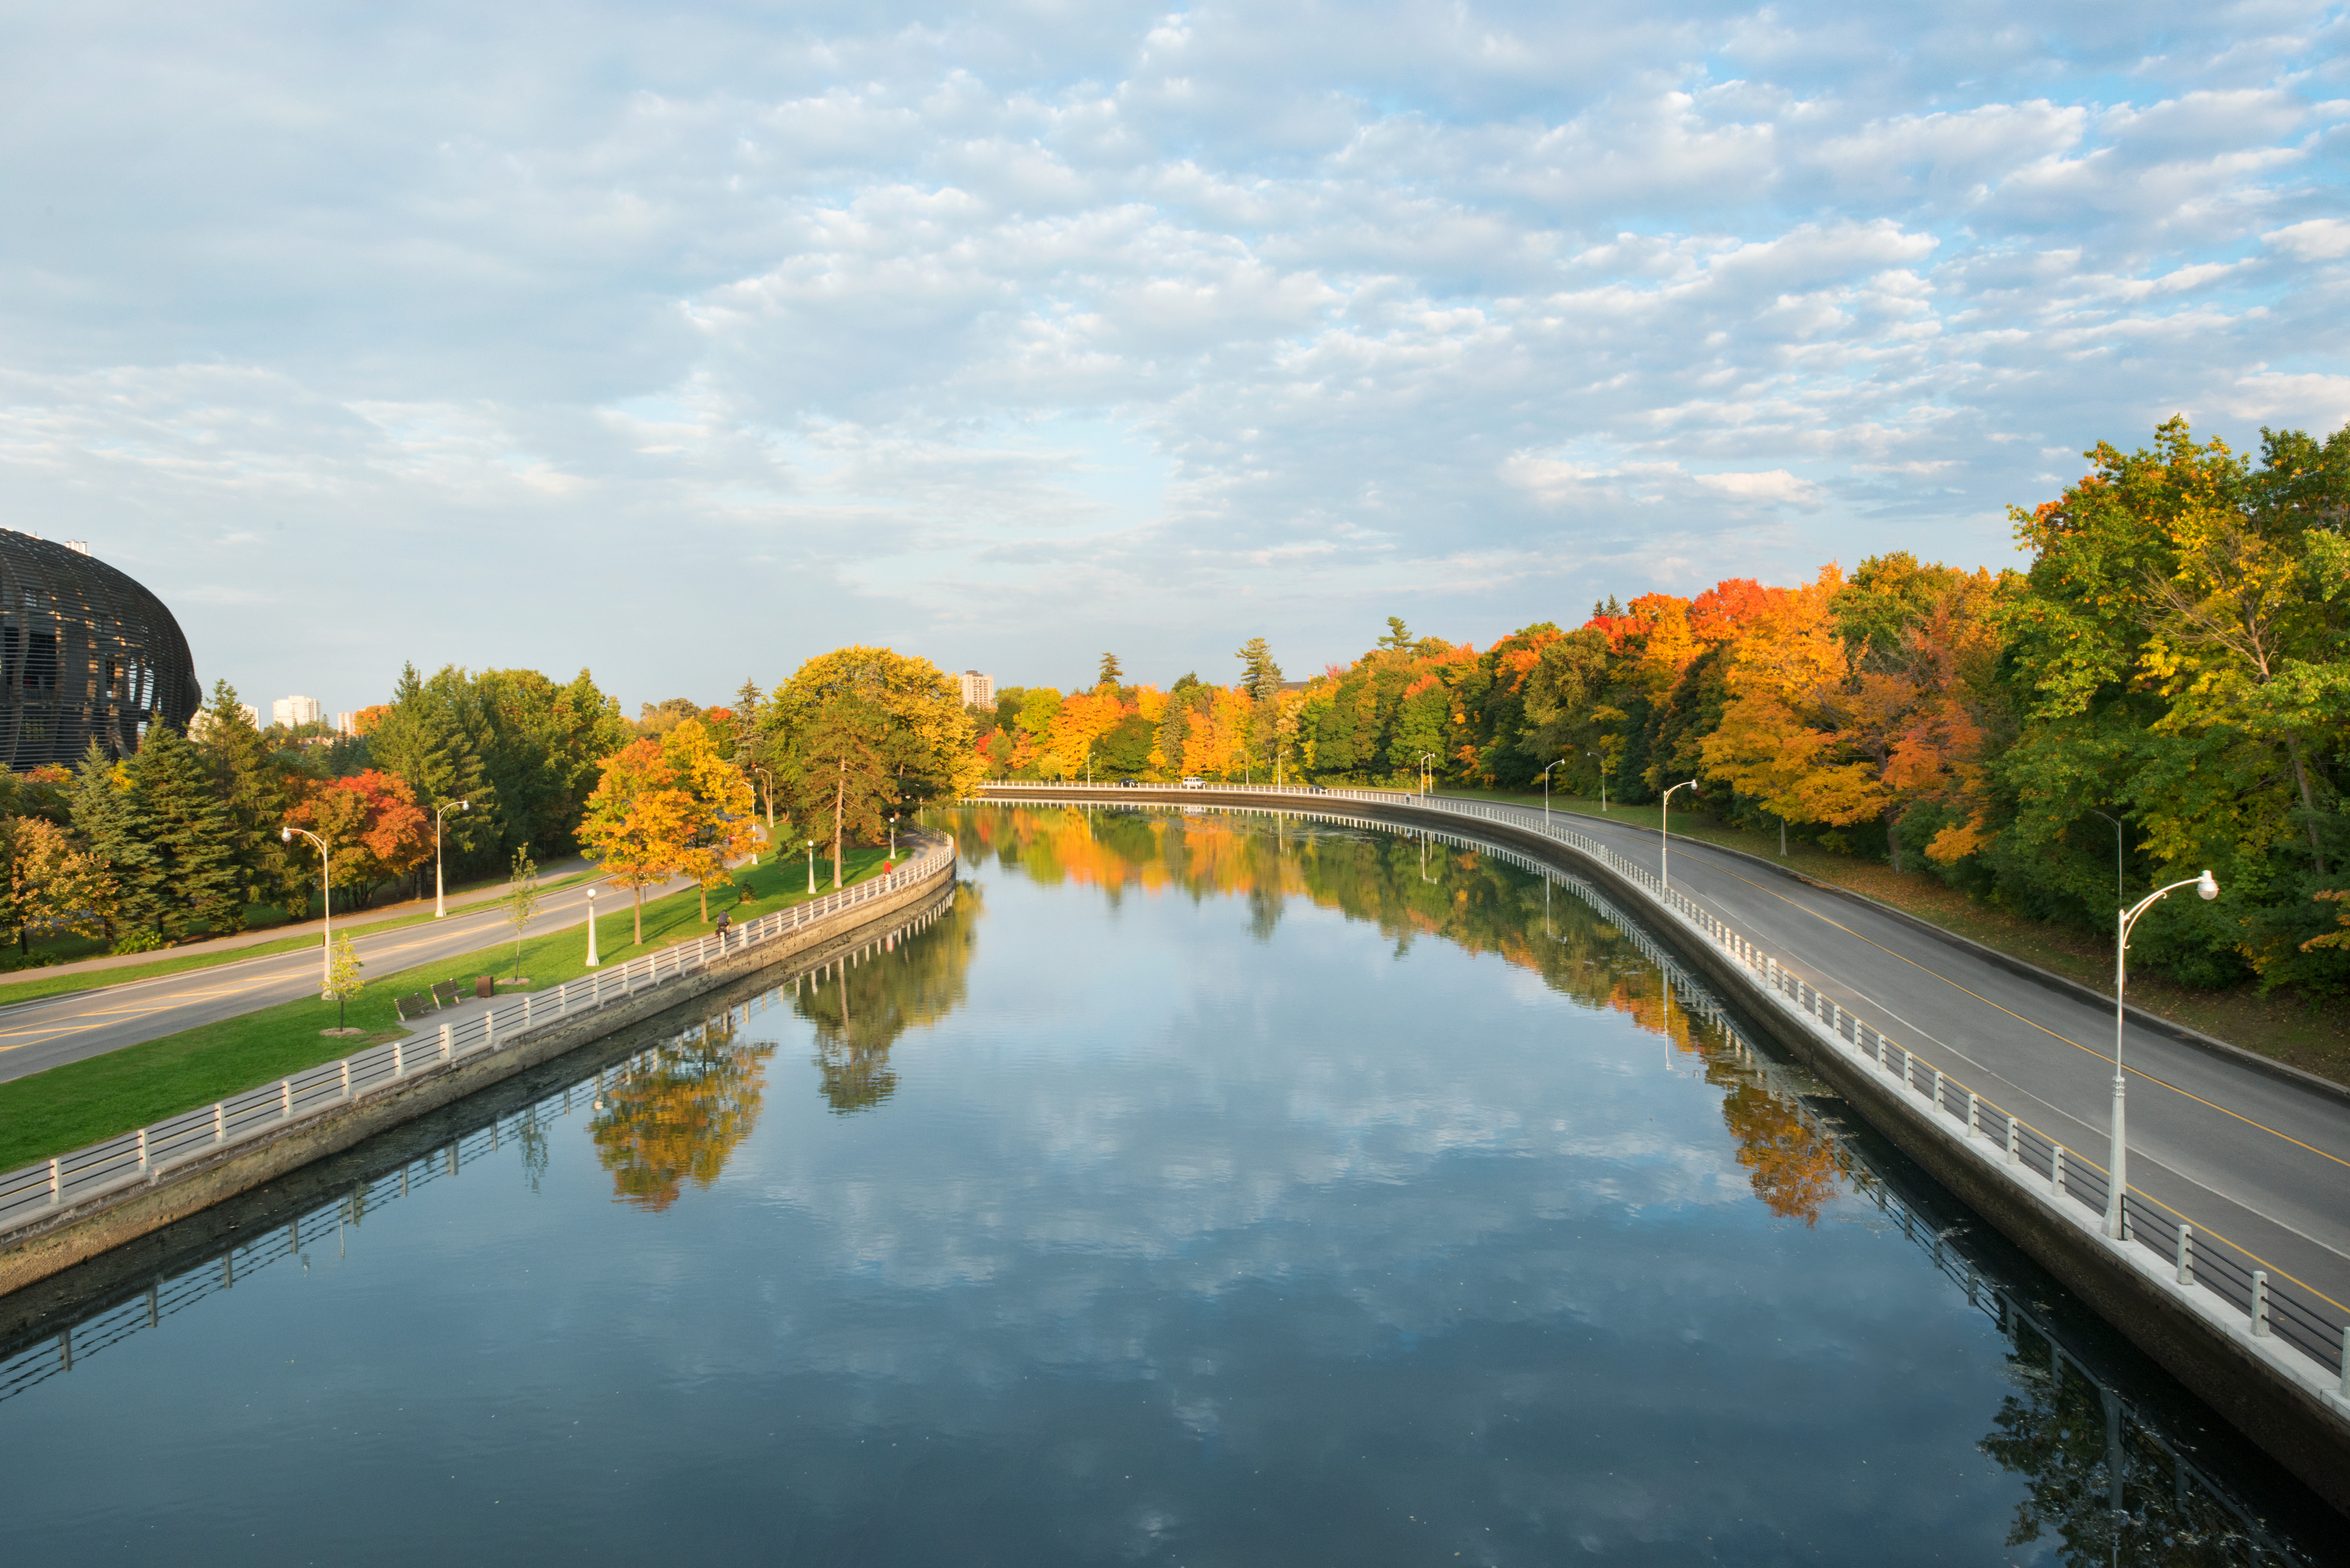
left=2, top=1, right=2346, bottom=717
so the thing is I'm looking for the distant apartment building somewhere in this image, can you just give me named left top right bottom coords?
left=271, top=695, right=321, bottom=729
left=959, top=670, right=995, bottom=710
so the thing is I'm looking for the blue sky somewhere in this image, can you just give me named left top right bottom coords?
left=3, top=1, right=2345, bottom=714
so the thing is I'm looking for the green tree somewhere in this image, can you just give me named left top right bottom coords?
left=191, top=680, right=306, bottom=924
left=369, top=662, right=499, bottom=883
left=126, top=723, right=243, bottom=940
left=68, top=741, right=157, bottom=943
left=1096, top=652, right=1124, bottom=690
left=321, top=932, right=364, bottom=1033
left=499, top=848, right=542, bottom=981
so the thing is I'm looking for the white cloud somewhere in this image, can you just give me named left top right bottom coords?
left=0, top=0, right=2343, bottom=706
left=2263, top=217, right=2350, bottom=259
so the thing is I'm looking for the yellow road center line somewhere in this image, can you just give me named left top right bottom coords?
left=1641, top=837, right=2350, bottom=1174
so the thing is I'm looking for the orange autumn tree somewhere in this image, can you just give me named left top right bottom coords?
left=578, top=738, right=699, bottom=944
left=1702, top=561, right=2004, bottom=867
left=281, top=769, right=431, bottom=906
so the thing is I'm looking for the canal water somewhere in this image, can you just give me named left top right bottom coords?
left=0, top=805, right=2337, bottom=1564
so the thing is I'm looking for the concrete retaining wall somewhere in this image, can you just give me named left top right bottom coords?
left=987, top=787, right=2350, bottom=1517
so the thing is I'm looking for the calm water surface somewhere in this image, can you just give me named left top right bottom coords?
left=1, top=806, right=2337, bottom=1564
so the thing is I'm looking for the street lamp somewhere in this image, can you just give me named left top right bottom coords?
left=585, top=886, right=599, bottom=968
left=1540, top=759, right=1566, bottom=827
left=1418, top=752, right=1435, bottom=796
left=1660, top=779, right=1699, bottom=893
left=2087, top=810, right=2126, bottom=909
left=1585, top=748, right=1608, bottom=813
left=806, top=839, right=816, bottom=895
left=432, top=799, right=469, bottom=918
left=2105, top=869, right=2218, bottom=1239
left=281, top=825, right=331, bottom=990
left=888, top=814, right=898, bottom=862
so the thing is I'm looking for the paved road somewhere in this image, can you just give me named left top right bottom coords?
left=986, top=785, right=2350, bottom=1326
left=0, top=872, right=694, bottom=1086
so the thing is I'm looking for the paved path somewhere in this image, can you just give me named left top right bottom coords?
left=986, top=785, right=2350, bottom=1327
left=0, top=871, right=695, bottom=1085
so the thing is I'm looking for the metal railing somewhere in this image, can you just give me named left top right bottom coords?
left=977, top=782, right=2350, bottom=1403
left=0, top=888, right=960, bottom=1406
left=0, top=836, right=956, bottom=1243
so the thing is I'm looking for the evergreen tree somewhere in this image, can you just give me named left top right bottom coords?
left=370, top=662, right=498, bottom=885
left=69, top=740, right=158, bottom=942
left=1158, top=690, right=1188, bottom=774
left=191, top=679, right=303, bottom=927
left=1096, top=652, right=1124, bottom=690
left=126, top=724, right=243, bottom=939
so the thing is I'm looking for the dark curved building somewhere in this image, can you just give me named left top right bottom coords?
left=0, top=530, right=200, bottom=770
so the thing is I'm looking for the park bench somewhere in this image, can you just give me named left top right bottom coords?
left=431, top=981, right=463, bottom=1009
left=393, top=993, right=435, bottom=1023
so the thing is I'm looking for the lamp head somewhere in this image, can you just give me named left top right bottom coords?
left=280, top=827, right=291, bottom=843
left=2197, top=869, right=2219, bottom=901
left=460, top=800, right=469, bottom=813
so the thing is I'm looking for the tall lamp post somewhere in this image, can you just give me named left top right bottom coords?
left=282, top=825, right=332, bottom=991
left=1585, top=749, right=1608, bottom=813
left=1540, top=759, right=1565, bottom=827
left=2106, top=869, right=2218, bottom=1239
left=1660, top=779, right=1698, bottom=893
left=2087, top=810, right=2126, bottom=909
left=806, top=839, right=816, bottom=895
left=1418, top=752, right=1435, bottom=796
left=888, top=814, right=898, bottom=862
left=584, top=887, right=599, bottom=968
left=432, top=799, right=468, bottom=918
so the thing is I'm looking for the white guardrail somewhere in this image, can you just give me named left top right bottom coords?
left=0, top=836, right=956, bottom=1244
left=979, top=782, right=2350, bottom=1410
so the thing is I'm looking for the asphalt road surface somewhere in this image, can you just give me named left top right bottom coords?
left=0, top=872, right=693, bottom=1086
left=987, top=785, right=2350, bottom=1328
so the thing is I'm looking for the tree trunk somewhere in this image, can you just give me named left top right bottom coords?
left=2285, top=731, right=2328, bottom=875
left=699, top=883, right=708, bottom=922
left=1884, top=809, right=1903, bottom=873
left=832, top=759, right=846, bottom=890
left=632, top=883, right=643, bottom=945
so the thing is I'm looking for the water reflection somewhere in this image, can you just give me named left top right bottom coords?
left=0, top=811, right=2335, bottom=1562
left=590, top=1016, right=778, bottom=1211
left=798, top=881, right=983, bottom=1114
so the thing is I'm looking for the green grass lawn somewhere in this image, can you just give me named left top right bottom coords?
left=0, top=869, right=598, bottom=1009
left=1424, top=785, right=2350, bottom=1084
left=0, top=847, right=898, bottom=1171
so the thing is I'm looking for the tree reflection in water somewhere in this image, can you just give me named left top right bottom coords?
left=799, top=881, right=984, bottom=1114
left=957, top=805, right=1852, bottom=1223
left=591, top=1009, right=778, bottom=1211
left=1980, top=1308, right=2306, bottom=1566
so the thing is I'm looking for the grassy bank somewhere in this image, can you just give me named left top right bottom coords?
left=0, top=868, right=599, bottom=1008
left=0, top=847, right=895, bottom=1171
left=1432, top=786, right=2349, bottom=1086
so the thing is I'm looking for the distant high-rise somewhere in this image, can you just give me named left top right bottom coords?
left=334, top=711, right=360, bottom=737
left=272, top=695, right=321, bottom=729
left=958, top=670, right=994, bottom=710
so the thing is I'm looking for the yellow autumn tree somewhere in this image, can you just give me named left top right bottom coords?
left=578, top=737, right=698, bottom=945
left=660, top=718, right=758, bottom=921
